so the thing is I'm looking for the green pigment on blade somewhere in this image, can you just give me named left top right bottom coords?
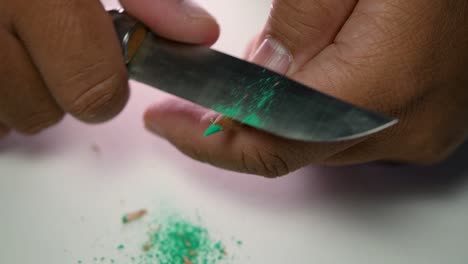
left=213, top=106, right=242, bottom=119
left=242, top=113, right=263, bottom=127
left=254, top=87, right=275, bottom=109
left=204, top=76, right=279, bottom=136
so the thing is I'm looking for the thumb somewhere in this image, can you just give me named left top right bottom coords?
left=120, top=0, right=219, bottom=45
left=252, top=0, right=356, bottom=74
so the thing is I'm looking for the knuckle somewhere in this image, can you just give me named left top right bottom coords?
left=16, top=110, right=64, bottom=135
left=240, top=146, right=291, bottom=178
left=67, top=69, right=128, bottom=122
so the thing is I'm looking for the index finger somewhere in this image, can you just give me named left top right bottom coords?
left=120, top=0, right=220, bottom=45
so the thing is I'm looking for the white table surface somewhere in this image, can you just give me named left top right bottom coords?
left=1, top=1, right=468, bottom=263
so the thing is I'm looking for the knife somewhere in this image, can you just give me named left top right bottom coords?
left=109, top=9, right=397, bottom=142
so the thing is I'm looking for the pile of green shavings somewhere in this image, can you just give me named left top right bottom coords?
left=85, top=210, right=241, bottom=264
left=138, top=214, right=226, bottom=264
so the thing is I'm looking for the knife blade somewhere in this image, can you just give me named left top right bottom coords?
left=110, top=9, right=397, bottom=142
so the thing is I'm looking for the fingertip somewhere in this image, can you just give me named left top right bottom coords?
left=200, top=19, right=220, bottom=46
left=143, top=96, right=213, bottom=138
left=182, top=0, right=220, bottom=45
left=120, top=0, right=220, bottom=45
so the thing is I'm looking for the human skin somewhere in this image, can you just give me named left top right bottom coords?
left=144, top=0, right=468, bottom=177
left=0, top=0, right=219, bottom=135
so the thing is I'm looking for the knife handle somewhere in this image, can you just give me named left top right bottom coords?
left=108, top=9, right=148, bottom=64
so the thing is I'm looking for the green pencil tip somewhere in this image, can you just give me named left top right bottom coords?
left=204, top=124, right=223, bottom=137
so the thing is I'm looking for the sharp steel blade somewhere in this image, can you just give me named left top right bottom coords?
left=127, top=33, right=397, bottom=142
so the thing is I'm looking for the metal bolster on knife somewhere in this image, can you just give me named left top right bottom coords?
left=109, top=9, right=147, bottom=65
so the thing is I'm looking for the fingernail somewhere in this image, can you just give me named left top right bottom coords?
left=181, top=0, right=212, bottom=19
left=250, top=37, right=293, bottom=74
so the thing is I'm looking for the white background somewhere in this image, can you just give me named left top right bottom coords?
left=1, top=0, right=468, bottom=263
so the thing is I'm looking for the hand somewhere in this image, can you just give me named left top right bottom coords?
left=0, top=0, right=218, bottom=138
left=144, top=0, right=468, bottom=177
